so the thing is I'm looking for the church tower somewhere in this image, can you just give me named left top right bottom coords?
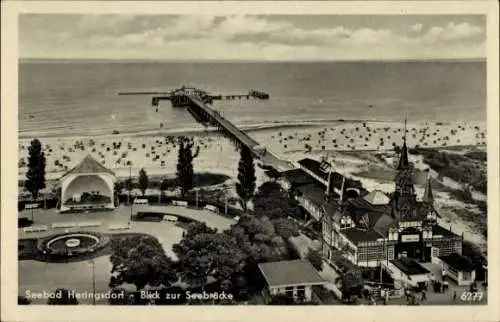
left=392, top=116, right=417, bottom=220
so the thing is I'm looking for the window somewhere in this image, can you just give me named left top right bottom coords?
left=358, top=244, right=386, bottom=262
left=388, top=246, right=395, bottom=260
left=296, top=286, right=305, bottom=301
left=285, top=287, right=294, bottom=298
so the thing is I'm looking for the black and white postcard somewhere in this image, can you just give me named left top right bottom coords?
left=1, top=1, right=499, bottom=322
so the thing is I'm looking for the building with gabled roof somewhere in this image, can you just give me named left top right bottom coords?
left=59, top=155, right=116, bottom=213
left=276, top=119, right=463, bottom=271
left=258, top=260, right=325, bottom=302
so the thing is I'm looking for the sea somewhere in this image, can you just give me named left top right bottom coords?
left=18, top=60, right=486, bottom=139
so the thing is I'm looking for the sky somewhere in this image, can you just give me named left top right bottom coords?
left=19, top=14, right=486, bottom=61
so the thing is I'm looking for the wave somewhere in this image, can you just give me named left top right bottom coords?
left=18, top=117, right=485, bottom=141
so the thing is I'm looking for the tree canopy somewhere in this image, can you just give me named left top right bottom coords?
left=306, top=249, right=323, bottom=271
left=173, top=222, right=245, bottom=290
left=227, top=215, right=289, bottom=264
left=25, top=138, right=46, bottom=200
left=252, top=182, right=302, bottom=220
left=138, top=168, right=149, bottom=196
left=176, top=137, right=199, bottom=197
left=235, top=146, right=256, bottom=211
left=109, top=235, right=176, bottom=291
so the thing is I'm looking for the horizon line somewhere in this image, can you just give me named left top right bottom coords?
left=19, top=57, right=486, bottom=64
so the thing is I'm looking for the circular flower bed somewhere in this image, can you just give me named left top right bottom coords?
left=37, top=231, right=110, bottom=260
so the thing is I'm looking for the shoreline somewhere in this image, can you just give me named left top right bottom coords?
left=18, top=119, right=487, bottom=180
left=17, top=118, right=488, bottom=254
left=18, top=118, right=486, bottom=141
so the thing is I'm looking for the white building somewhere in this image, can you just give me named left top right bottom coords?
left=433, top=253, right=477, bottom=286
left=59, top=155, right=116, bottom=212
left=382, top=257, right=433, bottom=289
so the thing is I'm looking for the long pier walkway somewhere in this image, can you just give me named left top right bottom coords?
left=188, top=96, right=293, bottom=172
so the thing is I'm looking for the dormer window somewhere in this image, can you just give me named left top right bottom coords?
left=340, top=216, right=352, bottom=229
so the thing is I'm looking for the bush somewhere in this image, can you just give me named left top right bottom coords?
left=307, top=249, right=323, bottom=271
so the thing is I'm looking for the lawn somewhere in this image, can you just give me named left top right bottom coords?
left=18, top=205, right=235, bottom=304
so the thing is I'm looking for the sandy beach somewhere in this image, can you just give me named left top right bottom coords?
left=18, top=119, right=487, bottom=253
left=18, top=119, right=486, bottom=181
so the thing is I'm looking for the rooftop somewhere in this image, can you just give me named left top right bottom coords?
left=258, top=260, right=325, bottom=287
left=280, top=168, right=316, bottom=187
left=439, top=253, right=475, bottom=272
left=432, top=225, right=460, bottom=238
left=60, top=154, right=115, bottom=179
left=297, top=158, right=366, bottom=194
left=296, top=182, right=339, bottom=207
left=342, top=228, right=384, bottom=245
left=363, top=190, right=391, bottom=205
left=390, top=257, right=430, bottom=276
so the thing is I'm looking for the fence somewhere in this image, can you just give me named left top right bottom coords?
left=23, top=225, right=48, bottom=233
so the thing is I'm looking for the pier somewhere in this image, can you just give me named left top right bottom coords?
left=186, top=95, right=292, bottom=172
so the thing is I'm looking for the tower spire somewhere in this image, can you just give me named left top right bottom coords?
left=325, top=167, right=332, bottom=200
left=423, top=169, right=434, bottom=204
left=339, top=175, right=346, bottom=206
left=404, top=113, right=407, bottom=143
left=397, top=114, right=409, bottom=170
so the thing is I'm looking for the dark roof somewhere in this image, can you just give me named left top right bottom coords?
left=297, top=158, right=366, bottom=194
left=258, top=260, right=325, bottom=287
left=342, top=228, right=384, bottom=245
left=373, top=214, right=396, bottom=236
left=61, top=154, right=115, bottom=178
left=280, top=169, right=316, bottom=187
left=348, top=197, right=384, bottom=212
left=298, top=158, right=329, bottom=181
left=439, top=253, right=475, bottom=271
left=390, top=257, right=430, bottom=275
left=432, top=225, right=460, bottom=238
left=422, top=174, right=434, bottom=204
left=297, top=183, right=339, bottom=206
left=397, top=141, right=410, bottom=170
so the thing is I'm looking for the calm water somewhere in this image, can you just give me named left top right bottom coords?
left=19, top=61, right=486, bottom=138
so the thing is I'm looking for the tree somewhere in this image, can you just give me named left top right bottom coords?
left=113, top=181, right=124, bottom=206
left=176, top=137, right=199, bottom=197
left=124, top=178, right=134, bottom=204
left=306, top=249, right=323, bottom=271
left=227, top=215, right=289, bottom=264
left=253, top=182, right=302, bottom=220
left=47, top=288, right=78, bottom=305
left=138, top=168, right=149, bottom=196
left=173, top=222, right=245, bottom=290
left=272, top=218, right=300, bottom=240
left=341, top=268, right=364, bottom=299
left=159, top=178, right=171, bottom=203
left=235, top=146, right=256, bottom=211
left=25, top=138, right=46, bottom=200
left=109, top=235, right=176, bottom=291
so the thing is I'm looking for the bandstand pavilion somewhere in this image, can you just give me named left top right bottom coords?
left=59, top=155, right=116, bottom=213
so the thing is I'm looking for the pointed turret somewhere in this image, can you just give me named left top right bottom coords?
left=397, top=116, right=410, bottom=170
left=325, top=167, right=332, bottom=201
left=339, top=176, right=346, bottom=205
left=392, top=114, right=417, bottom=221
left=423, top=169, right=434, bottom=205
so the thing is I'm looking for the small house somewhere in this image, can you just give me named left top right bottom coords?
left=434, top=253, right=476, bottom=286
left=258, top=260, right=325, bottom=302
left=383, top=257, right=433, bottom=289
